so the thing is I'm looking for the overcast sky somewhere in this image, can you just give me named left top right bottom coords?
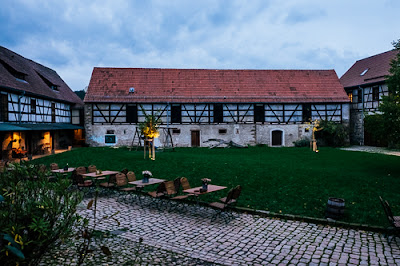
left=1, top=0, right=399, bottom=91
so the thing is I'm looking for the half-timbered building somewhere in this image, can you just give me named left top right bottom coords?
left=0, top=46, right=84, bottom=160
left=84, top=68, right=350, bottom=148
left=340, top=50, right=398, bottom=146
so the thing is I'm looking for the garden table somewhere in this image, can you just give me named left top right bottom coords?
left=183, top=185, right=227, bottom=206
left=81, top=170, right=119, bottom=181
left=51, top=167, right=75, bottom=174
left=129, top=178, right=166, bottom=188
left=128, top=178, right=166, bottom=203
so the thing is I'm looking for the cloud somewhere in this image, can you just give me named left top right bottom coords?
left=0, top=0, right=399, bottom=90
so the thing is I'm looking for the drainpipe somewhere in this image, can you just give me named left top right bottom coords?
left=166, top=102, right=170, bottom=147
left=18, top=91, right=25, bottom=124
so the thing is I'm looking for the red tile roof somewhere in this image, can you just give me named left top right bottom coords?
left=340, top=50, right=399, bottom=88
left=85, top=68, right=348, bottom=103
left=0, top=46, right=83, bottom=106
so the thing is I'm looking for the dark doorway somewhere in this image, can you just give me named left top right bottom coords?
left=271, top=130, right=283, bottom=146
left=191, top=130, right=200, bottom=147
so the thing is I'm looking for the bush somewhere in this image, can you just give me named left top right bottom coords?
left=315, top=120, right=349, bottom=147
left=364, top=113, right=388, bottom=147
left=293, top=138, right=310, bottom=147
left=0, top=162, right=82, bottom=265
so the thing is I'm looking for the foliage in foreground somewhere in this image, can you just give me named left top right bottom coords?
left=0, top=163, right=82, bottom=265
left=379, top=39, right=400, bottom=148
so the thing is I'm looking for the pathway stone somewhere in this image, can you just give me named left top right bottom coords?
left=40, top=195, right=400, bottom=265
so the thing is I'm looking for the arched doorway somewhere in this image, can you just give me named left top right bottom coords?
left=271, top=130, right=283, bottom=146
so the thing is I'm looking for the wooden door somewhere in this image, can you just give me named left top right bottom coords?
left=271, top=130, right=283, bottom=146
left=191, top=130, right=200, bottom=147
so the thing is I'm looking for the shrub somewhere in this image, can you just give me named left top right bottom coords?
left=315, top=120, right=349, bottom=147
left=0, top=162, right=82, bottom=265
left=293, top=138, right=310, bottom=147
left=364, top=113, right=388, bottom=147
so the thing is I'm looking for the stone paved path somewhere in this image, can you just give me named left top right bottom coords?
left=41, top=195, right=400, bottom=265
left=341, top=146, right=400, bottom=157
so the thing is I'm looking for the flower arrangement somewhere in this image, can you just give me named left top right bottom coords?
left=201, top=178, right=211, bottom=185
left=142, top=170, right=152, bottom=177
left=201, top=178, right=211, bottom=191
left=142, top=170, right=152, bottom=183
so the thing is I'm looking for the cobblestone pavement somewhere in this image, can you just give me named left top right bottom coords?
left=41, top=195, right=400, bottom=265
left=341, top=146, right=400, bottom=157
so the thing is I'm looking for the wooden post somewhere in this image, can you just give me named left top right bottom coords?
left=152, top=139, right=155, bottom=160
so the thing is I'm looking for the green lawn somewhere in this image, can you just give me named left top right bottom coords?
left=33, top=146, right=400, bottom=227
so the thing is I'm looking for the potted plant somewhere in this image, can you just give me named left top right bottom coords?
left=142, top=170, right=152, bottom=183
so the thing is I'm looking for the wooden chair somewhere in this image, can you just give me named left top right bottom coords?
left=88, top=165, right=97, bottom=173
left=169, top=177, right=194, bottom=212
left=148, top=182, right=166, bottom=209
left=209, top=186, right=241, bottom=222
left=180, top=177, right=191, bottom=190
left=220, top=185, right=242, bottom=205
left=117, top=171, right=140, bottom=202
left=99, top=175, right=116, bottom=191
left=379, top=196, right=400, bottom=242
left=126, top=171, right=136, bottom=182
left=76, top=166, right=87, bottom=176
left=50, top=163, right=59, bottom=170
left=75, top=171, right=94, bottom=197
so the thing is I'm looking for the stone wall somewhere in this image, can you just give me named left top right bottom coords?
left=85, top=121, right=313, bottom=147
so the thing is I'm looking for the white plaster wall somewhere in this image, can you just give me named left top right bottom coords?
left=86, top=122, right=315, bottom=148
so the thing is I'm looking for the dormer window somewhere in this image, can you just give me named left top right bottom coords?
left=0, top=59, right=28, bottom=82
left=360, top=68, right=369, bottom=76
left=36, top=71, right=59, bottom=91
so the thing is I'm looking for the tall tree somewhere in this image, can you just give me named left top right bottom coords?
left=380, top=39, right=400, bottom=147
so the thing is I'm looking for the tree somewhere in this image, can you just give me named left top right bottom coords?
left=138, top=107, right=161, bottom=160
left=379, top=39, right=400, bottom=148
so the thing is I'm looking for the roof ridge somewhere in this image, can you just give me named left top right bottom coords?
left=355, top=49, right=398, bottom=63
left=93, top=67, right=335, bottom=72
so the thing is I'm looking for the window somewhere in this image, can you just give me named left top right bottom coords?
left=171, top=105, right=181, bottom=123
left=302, top=104, right=311, bottom=122
left=0, top=59, right=27, bottom=81
left=254, top=104, right=264, bottom=123
left=105, top=135, right=116, bottom=144
left=360, top=68, right=369, bottom=76
left=219, top=129, right=227, bottom=134
left=213, top=104, right=223, bottom=123
left=36, top=71, right=58, bottom=91
left=106, top=130, right=115, bottom=134
left=0, top=94, right=8, bottom=122
left=172, top=129, right=181, bottom=134
left=347, top=92, right=353, bottom=103
left=372, top=86, right=379, bottom=101
left=357, top=89, right=363, bottom=103
left=126, top=105, right=138, bottom=123
left=31, top=99, right=36, bottom=114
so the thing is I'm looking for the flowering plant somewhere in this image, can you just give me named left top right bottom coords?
left=201, top=178, right=211, bottom=185
left=142, top=170, right=152, bottom=177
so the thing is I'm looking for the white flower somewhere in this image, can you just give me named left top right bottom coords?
left=142, top=170, right=152, bottom=176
